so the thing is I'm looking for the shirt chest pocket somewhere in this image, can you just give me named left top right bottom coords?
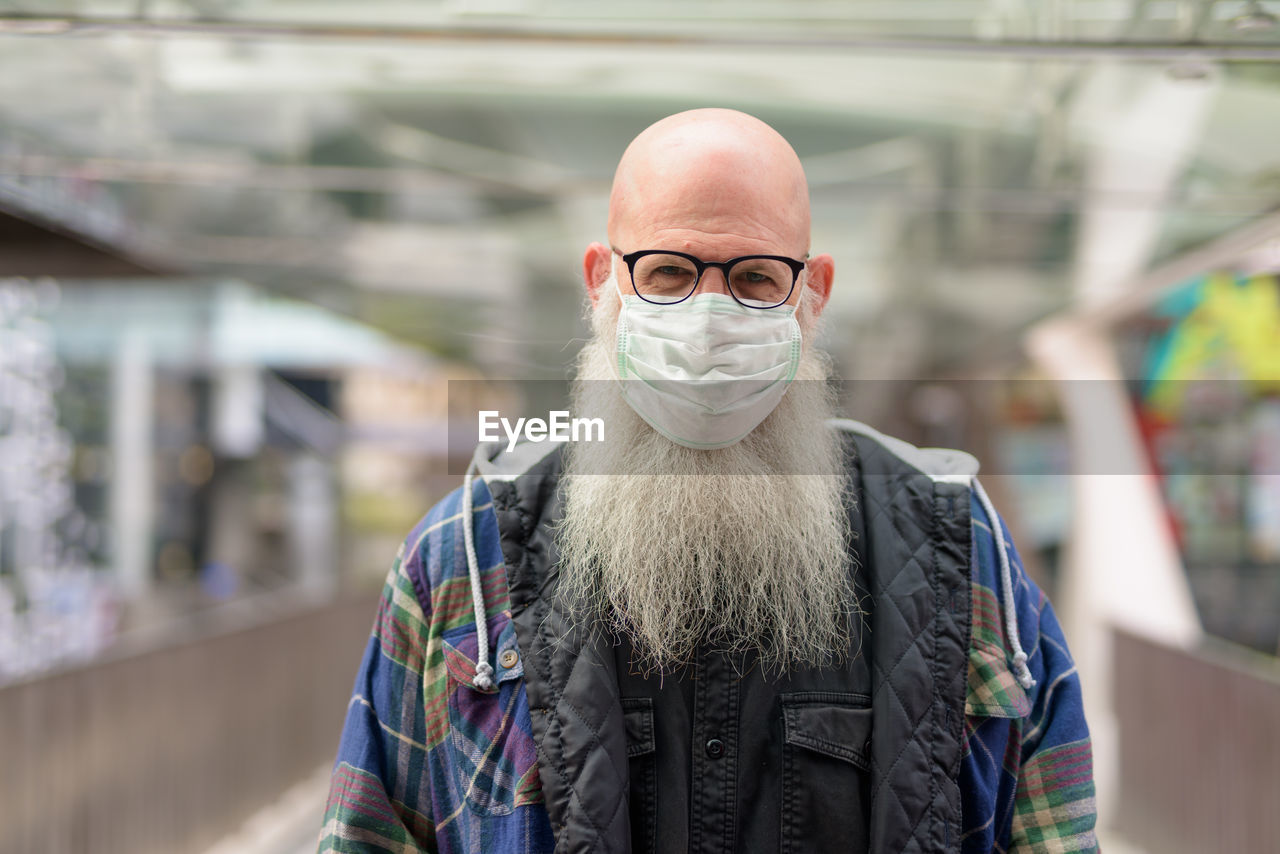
left=780, top=694, right=873, bottom=854
left=622, top=698, right=657, bottom=854
left=441, top=620, right=542, bottom=817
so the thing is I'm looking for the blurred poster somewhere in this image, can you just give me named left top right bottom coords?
left=1143, top=272, right=1280, bottom=417
left=1122, top=271, right=1280, bottom=654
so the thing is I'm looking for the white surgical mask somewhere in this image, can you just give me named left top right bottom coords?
left=610, top=269, right=803, bottom=449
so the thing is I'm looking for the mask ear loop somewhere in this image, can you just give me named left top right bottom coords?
left=607, top=262, right=632, bottom=380
left=610, top=261, right=627, bottom=303
left=790, top=267, right=806, bottom=315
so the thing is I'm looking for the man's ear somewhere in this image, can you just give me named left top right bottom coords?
left=583, top=243, right=613, bottom=307
left=803, top=253, right=834, bottom=317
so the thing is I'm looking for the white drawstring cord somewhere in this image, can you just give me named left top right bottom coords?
left=462, top=462, right=495, bottom=691
left=972, top=479, right=1036, bottom=690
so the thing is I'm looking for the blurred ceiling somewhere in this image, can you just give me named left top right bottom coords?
left=2, top=0, right=1280, bottom=380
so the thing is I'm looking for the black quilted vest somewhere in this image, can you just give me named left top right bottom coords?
left=490, top=429, right=972, bottom=853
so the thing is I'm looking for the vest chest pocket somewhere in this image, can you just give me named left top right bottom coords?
left=441, top=622, right=541, bottom=817
left=779, top=694, right=873, bottom=854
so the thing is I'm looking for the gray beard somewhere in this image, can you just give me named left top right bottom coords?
left=556, top=294, right=857, bottom=674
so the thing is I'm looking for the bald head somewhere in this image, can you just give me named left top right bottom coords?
left=584, top=109, right=833, bottom=318
left=607, top=109, right=811, bottom=256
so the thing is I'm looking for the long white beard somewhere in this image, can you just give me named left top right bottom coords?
left=556, top=293, right=857, bottom=674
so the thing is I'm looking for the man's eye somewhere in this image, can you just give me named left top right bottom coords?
left=738, top=271, right=774, bottom=284
left=655, top=266, right=691, bottom=277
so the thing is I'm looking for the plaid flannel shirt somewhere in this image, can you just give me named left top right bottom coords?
left=319, top=475, right=1098, bottom=853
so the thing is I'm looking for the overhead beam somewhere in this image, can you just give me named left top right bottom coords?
left=0, top=208, right=171, bottom=277
left=3, top=15, right=1280, bottom=61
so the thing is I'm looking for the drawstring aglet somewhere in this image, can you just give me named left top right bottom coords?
left=473, top=662, right=495, bottom=691
left=462, top=462, right=496, bottom=693
left=1012, top=651, right=1036, bottom=690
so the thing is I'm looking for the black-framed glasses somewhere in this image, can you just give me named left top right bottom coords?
left=613, top=248, right=806, bottom=309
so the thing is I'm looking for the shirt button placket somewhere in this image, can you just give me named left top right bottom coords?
left=691, top=649, right=739, bottom=853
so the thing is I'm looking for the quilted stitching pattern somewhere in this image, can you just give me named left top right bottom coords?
left=526, top=593, right=631, bottom=853
left=854, top=432, right=970, bottom=854
left=494, top=455, right=633, bottom=854
left=863, top=471, right=938, bottom=852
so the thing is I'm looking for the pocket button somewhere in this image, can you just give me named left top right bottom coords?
left=500, top=649, right=519, bottom=669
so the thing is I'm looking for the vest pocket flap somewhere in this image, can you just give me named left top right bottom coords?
left=782, top=703, right=873, bottom=770
left=622, top=697, right=656, bottom=758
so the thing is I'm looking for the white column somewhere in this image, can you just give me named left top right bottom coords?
left=288, top=452, right=337, bottom=596
left=212, top=363, right=264, bottom=459
left=1027, top=320, right=1202, bottom=830
left=109, top=326, right=155, bottom=598
left=1073, top=65, right=1218, bottom=307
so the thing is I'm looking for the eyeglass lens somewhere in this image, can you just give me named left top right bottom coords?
left=630, top=254, right=794, bottom=307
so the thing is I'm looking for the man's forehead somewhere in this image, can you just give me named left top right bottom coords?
left=628, top=216, right=806, bottom=260
left=611, top=192, right=811, bottom=258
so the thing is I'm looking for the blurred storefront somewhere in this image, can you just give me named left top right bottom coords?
left=0, top=276, right=454, bottom=684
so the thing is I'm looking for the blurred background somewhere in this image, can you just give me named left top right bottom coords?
left=1, top=2, right=1278, bottom=852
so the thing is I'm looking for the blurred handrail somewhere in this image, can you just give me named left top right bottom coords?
left=0, top=581, right=336, bottom=692
left=0, top=588, right=377, bottom=854
left=1112, top=626, right=1280, bottom=854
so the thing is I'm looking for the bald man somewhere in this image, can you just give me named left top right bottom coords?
left=320, top=110, right=1098, bottom=854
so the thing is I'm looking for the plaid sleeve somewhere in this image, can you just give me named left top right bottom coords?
left=1008, top=590, right=1098, bottom=853
left=319, top=544, right=436, bottom=853
left=964, top=492, right=1099, bottom=854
